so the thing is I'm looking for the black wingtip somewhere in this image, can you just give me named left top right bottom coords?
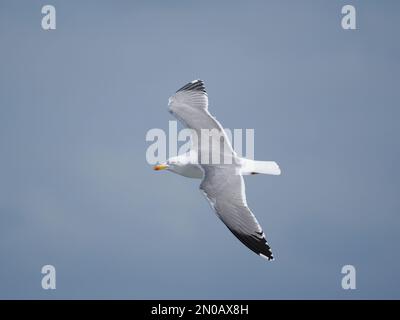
left=260, top=253, right=274, bottom=261
left=176, top=79, right=207, bottom=94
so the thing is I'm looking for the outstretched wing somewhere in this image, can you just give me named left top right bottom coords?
left=168, top=80, right=236, bottom=162
left=199, top=165, right=274, bottom=260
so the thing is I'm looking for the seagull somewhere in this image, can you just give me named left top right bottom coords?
left=154, top=80, right=281, bottom=261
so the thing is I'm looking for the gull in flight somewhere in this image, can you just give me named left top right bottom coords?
left=154, top=80, right=281, bottom=260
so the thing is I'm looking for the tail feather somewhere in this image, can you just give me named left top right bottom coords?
left=243, top=160, right=281, bottom=176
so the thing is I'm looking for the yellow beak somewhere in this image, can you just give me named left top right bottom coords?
left=153, top=164, right=169, bottom=171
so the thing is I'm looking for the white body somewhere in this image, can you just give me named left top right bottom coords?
left=166, top=152, right=281, bottom=179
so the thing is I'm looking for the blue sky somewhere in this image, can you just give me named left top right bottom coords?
left=0, top=0, right=399, bottom=299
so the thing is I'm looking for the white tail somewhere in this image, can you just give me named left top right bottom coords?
left=241, top=159, right=281, bottom=176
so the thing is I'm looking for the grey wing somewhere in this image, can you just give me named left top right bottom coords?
left=168, top=80, right=235, bottom=160
left=200, top=166, right=274, bottom=260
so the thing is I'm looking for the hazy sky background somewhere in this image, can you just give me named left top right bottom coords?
left=1, top=0, right=399, bottom=299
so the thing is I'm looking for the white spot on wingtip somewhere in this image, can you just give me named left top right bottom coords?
left=260, top=253, right=274, bottom=261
